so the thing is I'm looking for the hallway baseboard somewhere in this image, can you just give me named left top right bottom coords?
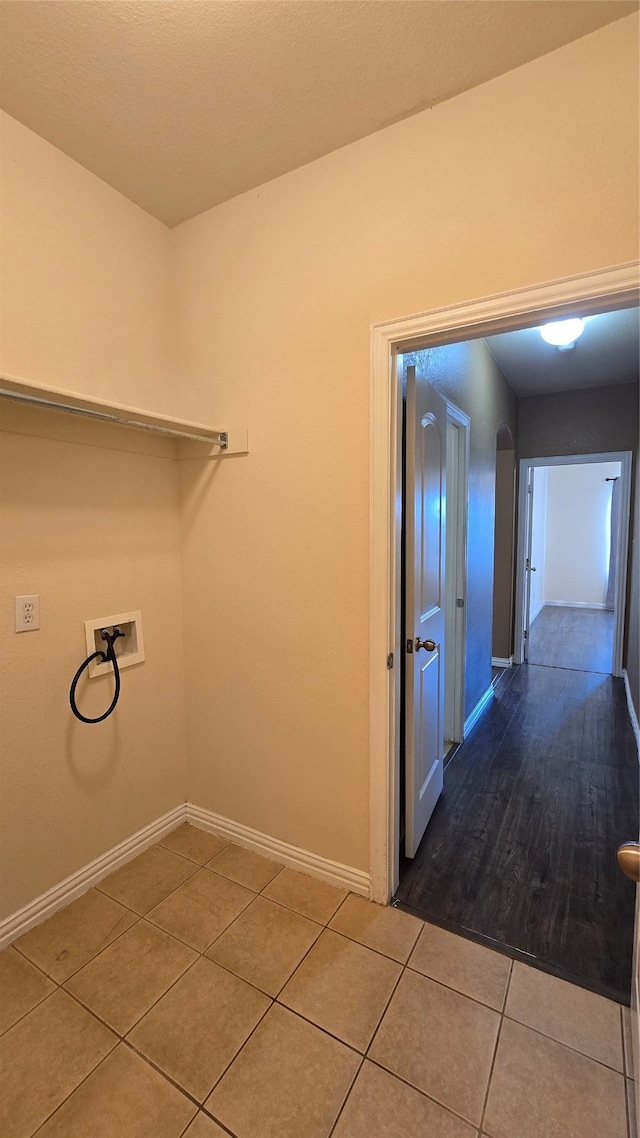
left=0, top=803, right=187, bottom=950
left=463, top=684, right=494, bottom=738
left=491, top=656, right=513, bottom=668
left=622, top=669, right=640, bottom=754
left=187, top=803, right=371, bottom=898
left=0, top=802, right=371, bottom=951
left=544, top=600, right=609, bottom=609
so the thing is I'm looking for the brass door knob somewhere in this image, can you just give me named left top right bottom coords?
left=415, top=638, right=436, bottom=652
left=617, top=842, right=640, bottom=883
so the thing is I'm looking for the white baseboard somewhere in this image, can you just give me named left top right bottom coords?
left=491, top=656, right=513, bottom=669
left=0, top=801, right=371, bottom=950
left=463, top=685, right=494, bottom=739
left=622, top=669, right=640, bottom=757
left=0, top=804, right=186, bottom=951
left=187, top=803, right=370, bottom=898
left=544, top=600, right=609, bottom=610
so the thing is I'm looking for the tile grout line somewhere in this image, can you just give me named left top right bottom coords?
left=198, top=873, right=352, bottom=1125
left=347, top=933, right=487, bottom=1133
left=499, top=1011, right=628, bottom=1075
left=123, top=1032, right=224, bottom=1114
left=28, top=1022, right=120, bottom=1138
left=479, top=957, right=514, bottom=1135
left=202, top=886, right=328, bottom=969
left=325, top=930, right=515, bottom=1133
left=200, top=881, right=411, bottom=1132
left=94, top=851, right=202, bottom=915
left=403, top=961, right=514, bottom=1015
left=478, top=1009, right=505, bottom=1136
left=325, top=1054, right=366, bottom=1138
left=0, top=952, right=61, bottom=1038
left=198, top=996, right=277, bottom=1123
left=359, top=967, right=488, bottom=1132
left=178, top=1109, right=239, bottom=1138
left=63, top=955, right=272, bottom=1129
left=63, top=938, right=199, bottom=1041
left=60, top=928, right=271, bottom=1135
left=15, top=910, right=145, bottom=987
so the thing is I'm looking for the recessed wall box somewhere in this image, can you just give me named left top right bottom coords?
left=84, top=611, right=145, bottom=679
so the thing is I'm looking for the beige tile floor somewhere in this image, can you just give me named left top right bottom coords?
left=0, top=823, right=636, bottom=1138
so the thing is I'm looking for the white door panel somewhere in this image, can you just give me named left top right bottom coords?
left=405, top=366, right=446, bottom=858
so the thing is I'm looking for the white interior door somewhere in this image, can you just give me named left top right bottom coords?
left=404, top=364, right=447, bottom=858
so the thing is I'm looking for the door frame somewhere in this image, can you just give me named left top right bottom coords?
left=369, top=260, right=640, bottom=904
left=514, top=452, right=632, bottom=675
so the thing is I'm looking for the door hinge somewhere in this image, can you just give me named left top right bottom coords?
left=456, top=598, right=464, bottom=608
left=386, top=652, right=394, bottom=669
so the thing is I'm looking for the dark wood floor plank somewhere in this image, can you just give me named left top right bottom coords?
left=395, top=662, right=639, bottom=1003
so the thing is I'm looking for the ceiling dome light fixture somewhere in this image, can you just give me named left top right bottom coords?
left=539, top=317, right=585, bottom=351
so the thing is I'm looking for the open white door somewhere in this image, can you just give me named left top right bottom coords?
left=404, top=364, right=447, bottom=857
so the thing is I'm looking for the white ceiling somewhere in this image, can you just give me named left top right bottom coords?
left=1, top=1, right=637, bottom=226
left=485, top=308, right=640, bottom=398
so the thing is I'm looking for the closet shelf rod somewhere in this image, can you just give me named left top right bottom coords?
left=0, top=386, right=228, bottom=448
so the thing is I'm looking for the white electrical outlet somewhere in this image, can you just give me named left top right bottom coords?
left=15, top=595, right=40, bottom=632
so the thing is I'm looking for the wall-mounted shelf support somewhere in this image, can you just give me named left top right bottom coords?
left=0, top=374, right=229, bottom=448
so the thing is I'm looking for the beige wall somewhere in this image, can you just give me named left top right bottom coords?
left=172, top=17, right=639, bottom=872
left=0, top=113, right=173, bottom=412
left=0, top=406, right=186, bottom=918
left=0, top=117, right=185, bottom=919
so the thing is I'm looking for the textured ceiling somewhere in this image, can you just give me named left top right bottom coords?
left=1, top=1, right=637, bottom=226
left=485, top=308, right=640, bottom=398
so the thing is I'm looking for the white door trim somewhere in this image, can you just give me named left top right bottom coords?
left=514, top=451, right=632, bottom=675
left=369, top=260, right=640, bottom=905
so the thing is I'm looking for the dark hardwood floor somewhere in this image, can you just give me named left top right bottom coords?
left=528, top=604, right=614, bottom=673
left=395, top=663, right=639, bottom=1003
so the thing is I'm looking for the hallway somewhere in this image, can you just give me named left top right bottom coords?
left=395, top=663, right=639, bottom=1004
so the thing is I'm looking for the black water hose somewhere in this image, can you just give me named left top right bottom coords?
left=70, top=628, right=124, bottom=724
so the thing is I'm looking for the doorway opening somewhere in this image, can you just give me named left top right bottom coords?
left=370, top=267, right=639, bottom=906
left=370, top=266, right=639, bottom=999
left=515, top=453, right=631, bottom=677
